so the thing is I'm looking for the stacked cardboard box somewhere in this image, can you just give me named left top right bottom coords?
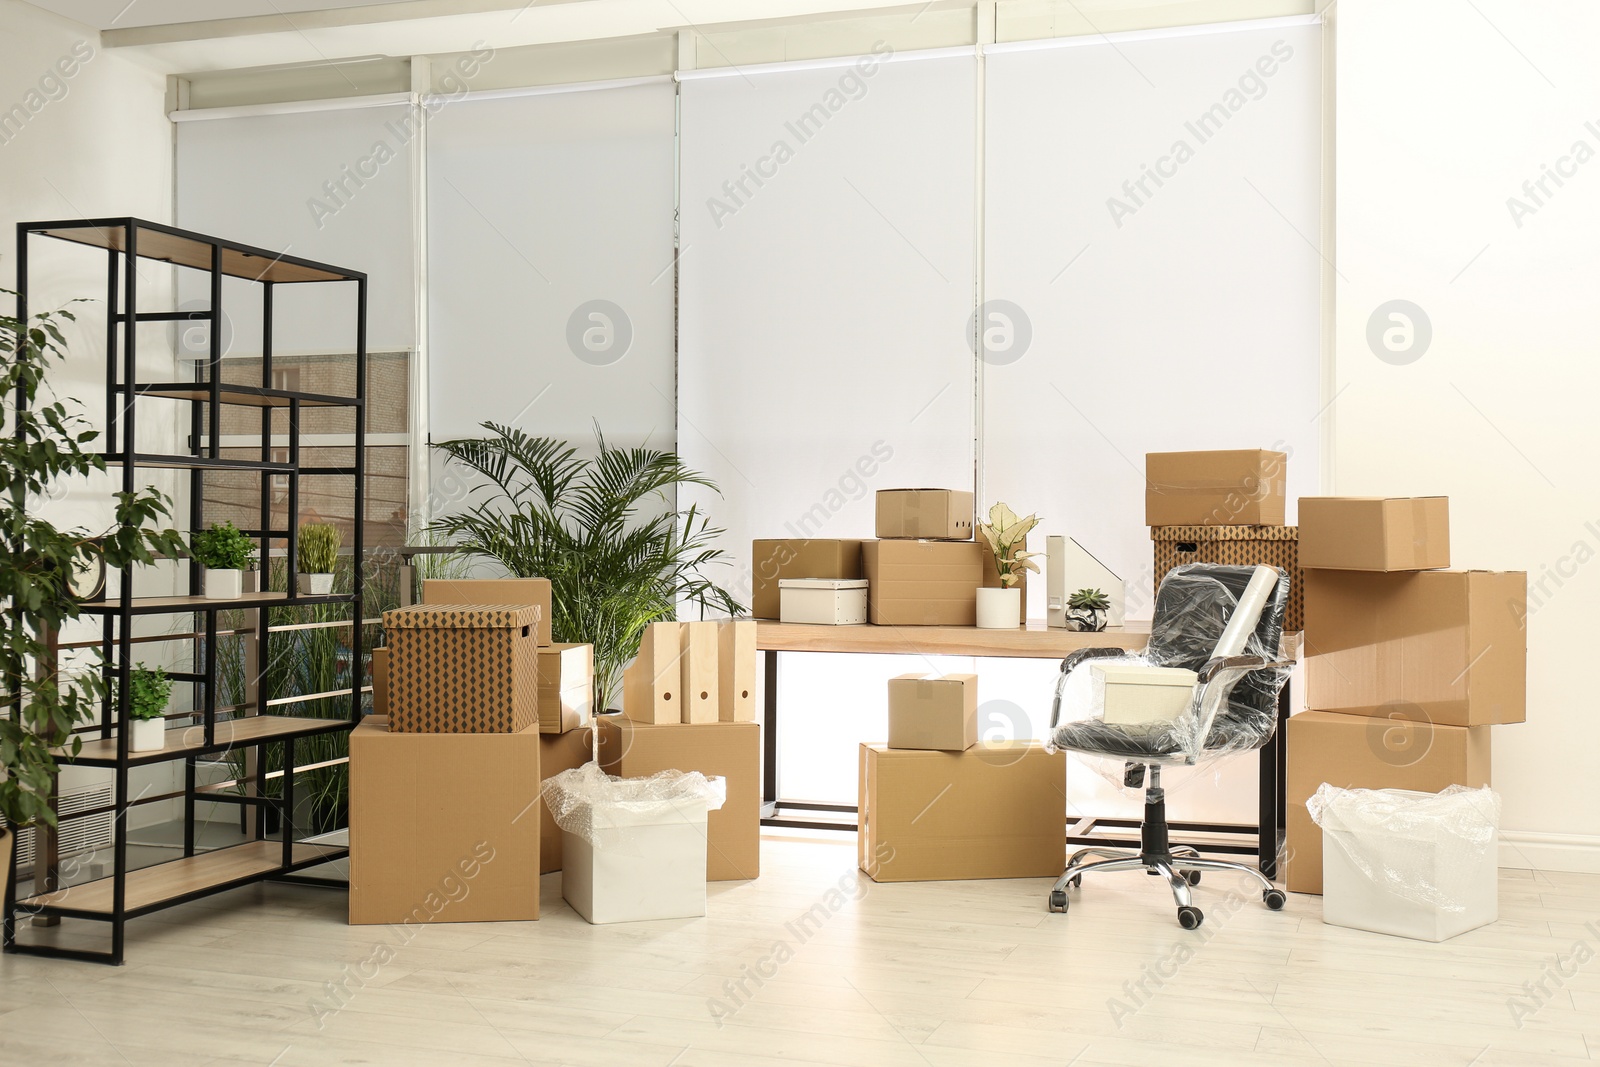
left=1283, top=496, right=1526, bottom=894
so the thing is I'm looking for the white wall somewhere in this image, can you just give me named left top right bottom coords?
left=1335, top=0, right=1599, bottom=866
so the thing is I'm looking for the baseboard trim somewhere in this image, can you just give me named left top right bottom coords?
left=1500, top=831, right=1600, bottom=874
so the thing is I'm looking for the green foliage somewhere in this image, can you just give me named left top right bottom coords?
left=429, top=423, right=743, bottom=711
left=1068, top=588, right=1111, bottom=611
left=977, top=502, right=1043, bottom=588
left=191, top=520, right=257, bottom=571
left=1, top=290, right=187, bottom=830
left=298, top=523, right=340, bottom=574
left=124, top=665, right=172, bottom=722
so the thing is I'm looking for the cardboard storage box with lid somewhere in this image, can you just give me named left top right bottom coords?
left=862, top=539, right=985, bottom=626
left=423, top=577, right=554, bottom=647
left=1283, top=710, right=1491, bottom=895
left=537, top=642, right=593, bottom=734
left=1297, top=496, right=1450, bottom=571
left=750, top=539, right=863, bottom=619
left=1145, top=449, right=1287, bottom=526
left=597, top=717, right=760, bottom=880
left=1151, top=525, right=1303, bottom=631
left=858, top=742, right=1065, bottom=881
left=888, top=674, right=977, bottom=751
left=349, top=716, right=540, bottom=924
left=779, top=578, right=868, bottom=624
left=875, top=489, right=975, bottom=540
left=383, top=604, right=540, bottom=733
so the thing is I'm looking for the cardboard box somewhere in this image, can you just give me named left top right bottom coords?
left=861, top=539, right=985, bottom=626
left=858, top=742, right=1065, bottom=881
left=383, top=604, right=540, bottom=733
left=887, top=674, right=977, bottom=751
left=717, top=620, right=757, bottom=723
left=562, top=791, right=715, bottom=925
left=1145, top=450, right=1287, bottom=526
left=538, top=728, right=594, bottom=873
left=779, top=578, right=868, bottom=624
left=536, top=643, right=593, bottom=735
left=1304, top=569, right=1526, bottom=726
left=1094, top=664, right=1198, bottom=727
left=623, top=622, right=682, bottom=725
left=423, top=577, right=554, bottom=647
left=598, top=717, right=759, bottom=881
left=371, top=647, right=389, bottom=716
left=1151, top=525, right=1303, bottom=632
left=876, top=489, right=975, bottom=540
left=1298, top=497, right=1450, bottom=571
left=750, top=539, right=863, bottom=620
left=679, top=621, right=720, bottom=724
left=349, top=717, right=540, bottom=924
left=1283, top=710, right=1490, bottom=895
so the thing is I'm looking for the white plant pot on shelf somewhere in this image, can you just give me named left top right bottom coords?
left=203, top=567, right=243, bottom=600
left=975, top=586, right=1022, bottom=629
left=298, top=572, right=334, bottom=596
left=130, top=717, right=166, bottom=752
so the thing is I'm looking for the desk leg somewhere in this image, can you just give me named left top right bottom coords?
left=761, top=649, right=779, bottom=820
left=1258, top=686, right=1290, bottom=879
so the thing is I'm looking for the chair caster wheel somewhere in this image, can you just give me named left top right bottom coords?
left=1263, top=889, right=1286, bottom=911
left=1049, top=890, right=1069, bottom=913
left=1184, top=870, right=1201, bottom=886
left=1069, top=876, right=1081, bottom=889
left=1177, top=906, right=1204, bottom=930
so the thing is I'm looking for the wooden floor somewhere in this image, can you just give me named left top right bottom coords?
left=2, top=833, right=1597, bottom=1066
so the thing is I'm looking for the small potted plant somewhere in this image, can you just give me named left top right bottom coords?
left=297, top=522, right=340, bottom=596
left=1066, top=588, right=1111, bottom=632
left=191, top=520, right=257, bottom=600
left=975, top=502, right=1041, bottom=629
left=124, top=665, right=173, bottom=752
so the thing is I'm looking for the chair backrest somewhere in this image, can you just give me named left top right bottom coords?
left=1147, top=563, right=1290, bottom=727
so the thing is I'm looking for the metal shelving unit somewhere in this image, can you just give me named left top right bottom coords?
left=3, top=218, right=368, bottom=965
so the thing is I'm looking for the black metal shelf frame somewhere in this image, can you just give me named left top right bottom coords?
left=3, top=218, right=369, bottom=965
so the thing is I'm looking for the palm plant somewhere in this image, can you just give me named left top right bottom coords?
left=430, top=422, right=742, bottom=710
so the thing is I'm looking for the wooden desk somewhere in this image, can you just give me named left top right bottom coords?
left=755, top=620, right=1293, bottom=877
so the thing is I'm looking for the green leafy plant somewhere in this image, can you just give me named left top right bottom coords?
left=299, top=523, right=340, bottom=574
left=123, top=665, right=173, bottom=722
left=1, top=291, right=187, bottom=831
left=977, top=502, right=1042, bottom=588
left=430, top=422, right=742, bottom=710
left=1068, top=588, right=1111, bottom=612
left=191, top=520, right=257, bottom=571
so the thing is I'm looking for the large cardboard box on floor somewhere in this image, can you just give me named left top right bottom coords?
left=1298, top=497, right=1450, bottom=571
left=858, top=742, right=1065, bottom=882
left=750, top=539, right=863, bottom=620
left=1145, top=449, right=1287, bottom=526
left=349, top=716, right=540, bottom=924
left=538, top=728, right=594, bottom=874
left=1283, top=710, right=1490, bottom=895
left=536, top=643, right=593, bottom=734
left=875, top=489, right=975, bottom=541
left=887, top=674, right=977, bottom=751
left=383, top=604, right=540, bottom=733
left=597, top=717, right=760, bottom=881
left=862, top=539, right=985, bottom=626
left=423, top=577, right=554, bottom=646
left=1304, top=569, right=1526, bottom=726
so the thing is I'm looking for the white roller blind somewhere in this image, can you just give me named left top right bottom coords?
left=426, top=80, right=677, bottom=448
left=176, top=103, right=416, bottom=356
left=983, top=19, right=1324, bottom=621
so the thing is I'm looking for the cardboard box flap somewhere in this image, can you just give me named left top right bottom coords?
left=384, top=603, right=540, bottom=631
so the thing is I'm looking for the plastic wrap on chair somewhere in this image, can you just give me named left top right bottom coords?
left=540, top=762, right=727, bottom=847
left=1045, top=565, right=1291, bottom=773
left=1308, top=784, right=1501, bottom=912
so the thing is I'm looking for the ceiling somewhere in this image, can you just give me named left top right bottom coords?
left=23, top=0, right=424, bottom=30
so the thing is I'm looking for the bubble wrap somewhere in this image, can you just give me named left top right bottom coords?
left=540, top=762, right=727, bottom=847
left=1308, top=784, right=1502, bottom=912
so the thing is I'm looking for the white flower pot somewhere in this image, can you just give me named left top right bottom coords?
left=130, top=717, right=166, bottom=752
left=298, top=572, right=335, bottom=596
left=975, top=586, right=1023, bottom=629
left=204, top=567, right=243, bottom=600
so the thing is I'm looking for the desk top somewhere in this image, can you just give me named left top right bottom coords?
left=754, top=620, right=1152, bottom=659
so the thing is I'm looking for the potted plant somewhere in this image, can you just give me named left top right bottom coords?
left=1066, top=588, right=1112, bottom=632
left=123, top=665, right=173, bottom=752
left=297, top=522, right=340, bottom=595
left=431, top=423, right=743, bottom=712
left=2, top=290, right=185, bottom=906
left=975, top=502, right=1041, bottom=629
left=191, top=520, right=257, bottom=600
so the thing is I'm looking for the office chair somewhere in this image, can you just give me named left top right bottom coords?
left=1046, top=563, right=1293, bottom=929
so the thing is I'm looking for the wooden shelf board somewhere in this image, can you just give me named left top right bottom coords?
left=35, top=222, right=355, bottom=284
left=18, top=841, right=345, bottom=915
left=63, top=715, right=352, bottom=766
left=78, top=591, right=354, bottom=615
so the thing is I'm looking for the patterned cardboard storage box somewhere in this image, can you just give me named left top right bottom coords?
left=383, top=604, right=540, bottom=733
left=1151, top=525, right=1303, bottom=632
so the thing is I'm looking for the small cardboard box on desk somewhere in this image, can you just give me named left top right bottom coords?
left=1145, top=449, right=1287, bottom=526
left=348, top=716, right=540, bottom=924
left=876, top=489, right=975, bottom=540
left=862, top=539, right=984, bottom=626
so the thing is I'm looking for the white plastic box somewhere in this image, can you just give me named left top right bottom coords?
left=779, top=578, right=868, bottom=625
left=1092, top=664, right=1197, bottom=727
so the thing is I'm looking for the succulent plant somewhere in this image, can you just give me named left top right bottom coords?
left=1068, top=588, right=1111, bottom=611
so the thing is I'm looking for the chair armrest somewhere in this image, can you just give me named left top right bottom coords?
left=1050, top=647, right=1130, bottom=730
left=1180, top=658, right=1296, bottom=762
left=1197, top=655, right=1294, bottom=684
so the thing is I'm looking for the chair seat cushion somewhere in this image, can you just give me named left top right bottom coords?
left=1050, top=714, right=1274, bottom=763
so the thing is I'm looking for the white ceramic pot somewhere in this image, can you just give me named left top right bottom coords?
left=131, top=717, right=166, bottom=752
left=298, top=572, right=335, bottom=596
left=204, top=567, right=243, bottom=600
left=975, top=586, right=1023, bottom=629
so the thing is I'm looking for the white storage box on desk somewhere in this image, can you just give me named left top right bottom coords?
left=779, top=578, right=868, bottom=625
